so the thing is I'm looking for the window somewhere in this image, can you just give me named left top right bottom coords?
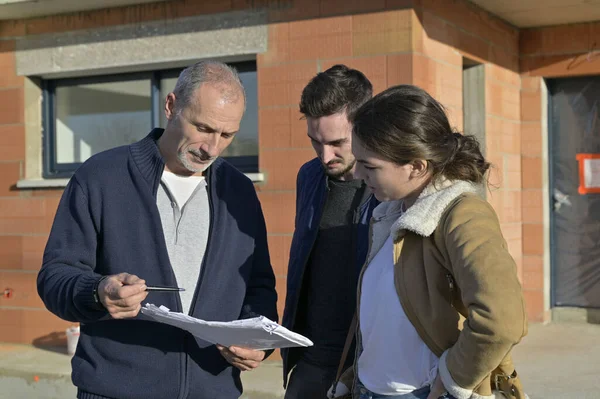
left=42, top=61, right=258, bottom=177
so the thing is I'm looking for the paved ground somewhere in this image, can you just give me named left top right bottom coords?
left=0, top=322, right=598, bottom=399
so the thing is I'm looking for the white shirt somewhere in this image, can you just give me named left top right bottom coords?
left=161, top=170, right=205, bottom=209
left=357, top=234, right=439, bottom=395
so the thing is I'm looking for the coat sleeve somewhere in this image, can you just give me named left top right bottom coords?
left=37, top=177, right=108, bottom=323
left=437, top=197, right=527, bottom=398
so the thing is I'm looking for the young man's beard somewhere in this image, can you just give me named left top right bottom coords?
left=323, top=159, right=356, bottom=179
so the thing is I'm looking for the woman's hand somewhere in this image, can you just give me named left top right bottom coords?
left=427, top=375, right=447, bottom=399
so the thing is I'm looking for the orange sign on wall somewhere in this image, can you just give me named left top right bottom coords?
left=576, top=153, right=600, bottom=194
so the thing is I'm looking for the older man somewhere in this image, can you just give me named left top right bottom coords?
left=38, top=60, right=278, bottom=399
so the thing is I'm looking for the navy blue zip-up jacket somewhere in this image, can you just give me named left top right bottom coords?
left=37, top=129, right=278, bottom=399
left=280, top=158, right=378, bottom=386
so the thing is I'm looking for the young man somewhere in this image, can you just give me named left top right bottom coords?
left=282, top=65, right=379, bottom=399
left=38, top=61, right=278, bottom=399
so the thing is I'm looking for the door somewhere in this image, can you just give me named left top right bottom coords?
left=548, top=76, right=600, bottom=308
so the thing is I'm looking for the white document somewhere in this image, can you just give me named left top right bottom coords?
left=141, top=304, right=313, bottom=350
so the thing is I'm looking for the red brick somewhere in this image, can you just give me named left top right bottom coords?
left=486, top=80, right=520, bottom=121
left=502, top=190, right=521, bottom=223
left=260, top=149, right=315, bottom=191
left=540, top=23, right=591, bottom=56
left=0, top=20, right=26, bottom=37
left=501, top=222, right=521, bottom=241
left=0, top=162, right=20, bottom=196
left=275, top=276, right=286, bottom=319
left=0, top=124, right=25, bottom=162
left=387, top=54, right=413, bottom=86
left=419, top=0, right=518, bottom=51
left=322, top=56, right=387, bottom=94
left=0, top=308, right=73, bottom=344
left=486, top=64, right=520, bottom=89
left=522, top=190, right=543, bottom=224
left=0, top=40, right=15, bottom=67
left=289, top=15, right=352, bottom=38
left=0, top=66, right=23, bottom=89
left=0, top=217, right=51, bottom=235
left=258, top=191, right=296, bottom=234
left=523, top=290, right=544, bottom=322
left=290, top=108, right=311, bottom=148
left=0, top=88, right=24, bottom=124
left=421, top=12, right=463, bottom=67
left=522, top=157, right=542, bottom=189
left=0, top=236, right=23, bottom=270
left=523, top=255, right=544, bottom=273
left=0, top=271, right=44, bottom=308
left=521, top=76, right=540, bottom=92
left=258, top=23, right=290, bottom=67
left=521, top=90, right=541, bottom=122
left=0, top=198, right=45, bottom=218
left=267, top=234, right=292, bottom=277
left=25, top=2, right=168, bottom=35
left=21, top=236, right=48, bottom=271
left=31, top=188, right=65, bottom=197
left=289, top=33, right=352, bottom=62
left=522, top=269, right=544, bottom=292
left=320, top=0, right=386, bottom=17
left=487, top=46, right=519, bottom=73
left=259, top=107, right=292, bottom=148
left=520, top=29, right=544, bottom=57
left=258, top=62, right=317, bottom=106
left=521, top=54, right=600, bottom=78
left=521, top=122, right=542, bottom=157
left=522, top=223, right=544, bottom=256
left=167, top=0, right=230, bottom=19
left=487, top=117, right=520, bottom=155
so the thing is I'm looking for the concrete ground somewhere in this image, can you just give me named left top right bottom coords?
left=0, top=322, right=598, bottom=399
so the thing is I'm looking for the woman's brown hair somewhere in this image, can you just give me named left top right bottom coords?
left=352, top=84, right=490, bottom=184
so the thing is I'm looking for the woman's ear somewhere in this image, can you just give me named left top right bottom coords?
left=410, top=159, right=429, bottom=178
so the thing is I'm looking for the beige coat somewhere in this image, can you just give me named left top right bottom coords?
left=344, top=180, right=527, bottom=399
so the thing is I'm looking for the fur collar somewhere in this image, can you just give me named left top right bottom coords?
left=376, top=180, right=479, bottom=238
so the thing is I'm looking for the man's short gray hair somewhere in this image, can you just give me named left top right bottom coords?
left=172, top=60, right=246, bottom=111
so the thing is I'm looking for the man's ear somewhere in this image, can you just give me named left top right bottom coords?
left=165, top=93, right=177, bottom=121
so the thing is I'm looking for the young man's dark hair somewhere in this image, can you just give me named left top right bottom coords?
left=282, top=65, right=378, bottom=399
left=299, top=64, right=373, bottom=119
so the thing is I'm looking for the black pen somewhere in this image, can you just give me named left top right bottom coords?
left=145, top=286, right=185, bottom=292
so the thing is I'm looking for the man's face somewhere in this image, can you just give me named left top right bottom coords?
left=306, top=112, right=356, bottom=179
left=165, top=83, right=245, bottom=175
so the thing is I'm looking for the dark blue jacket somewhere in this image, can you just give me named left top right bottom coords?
left=37, top=129, right=278, bottom=399
left=280, top=158, right=378, bottom=386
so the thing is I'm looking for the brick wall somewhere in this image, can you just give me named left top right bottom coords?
left=0, top=38, right=72, bottom=343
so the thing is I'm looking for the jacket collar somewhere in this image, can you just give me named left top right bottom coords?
left=376, top=179, right=479, bottom=238
left=129, top=128, right=224, bottom=196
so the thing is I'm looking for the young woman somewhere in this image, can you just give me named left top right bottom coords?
left=331, top=85, right=527, bottom=399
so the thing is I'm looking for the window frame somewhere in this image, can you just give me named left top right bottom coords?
left=42, top=61, right=258, bottom=178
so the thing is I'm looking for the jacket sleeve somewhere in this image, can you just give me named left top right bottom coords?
left=37, top=177, right=108, bottom=323
left=240, top=195, right=278, bottom=323
left=437, top=197, right=527, bottom=398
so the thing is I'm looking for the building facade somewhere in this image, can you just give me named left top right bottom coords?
left=1, top=0, right=599, bottom=346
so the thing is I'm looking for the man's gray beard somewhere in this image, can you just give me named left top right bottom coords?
left=324, top=159, right=356, bottom=179
left=178, top=151, right=216, bottom=173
